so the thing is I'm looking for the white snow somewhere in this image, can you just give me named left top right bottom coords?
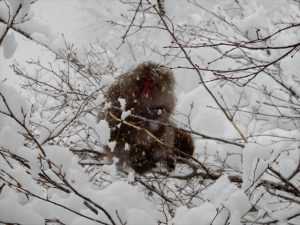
left=96, top=119, right=111, bottom=145
left=121, top=109, right=131, bottom=120
left=0, top=199, right=44, bottom=225
left=1, top=0, right=300, bottom=224
left=172, top=203, right=217, bottom=225
left=2, top=32, right=18, bottom=59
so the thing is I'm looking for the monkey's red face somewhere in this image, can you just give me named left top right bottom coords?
left=120, top=66, right=175, bottom=122
left=135, top=75, right=167, bottom=120
left=140, top=76, right=155, bottom=100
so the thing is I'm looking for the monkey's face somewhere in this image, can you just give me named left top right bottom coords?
left=117, top=63, right=175, bottom=122
left=134, top=73, right=175, bottom=120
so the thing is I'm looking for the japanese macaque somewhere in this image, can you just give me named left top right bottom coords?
left=97, top=62, right=194, bottom=174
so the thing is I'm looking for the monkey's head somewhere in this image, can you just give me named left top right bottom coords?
left=118, top=62, right=176, bottom=121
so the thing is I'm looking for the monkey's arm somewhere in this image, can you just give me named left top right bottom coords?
left=173, top=128, right=194, bottom=158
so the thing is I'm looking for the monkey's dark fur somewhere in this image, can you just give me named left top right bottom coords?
left=97, top=62, right=194, bottom=174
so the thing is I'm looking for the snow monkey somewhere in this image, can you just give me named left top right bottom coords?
left=97, top=62, right=194, bottom=174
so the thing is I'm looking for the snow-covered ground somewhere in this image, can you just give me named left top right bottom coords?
left=1, top=0, right=300, bottom=224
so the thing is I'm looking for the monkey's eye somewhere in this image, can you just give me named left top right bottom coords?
left=140, top=76, right=155, bottom=88
left=155, top=84, right=162, bottom=90
left=136, top=79, right=143, bottom=89
left=136, top=76, right=155, bottom=89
